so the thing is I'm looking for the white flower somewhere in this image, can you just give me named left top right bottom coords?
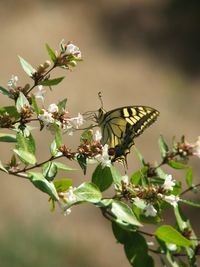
left=144, top=204, right=157, bottom=217
left=167, top=243, right=177, bottom=251
left=34, top=85, right=46, bottom=103
left=147, top=241, right=154, bottom=246
left=133, top=197, right=146, bottom=209
left=162, top=174, right=176, bottom=191
left=65, top=43, right=81, bottom=59
left=7, top=75, right=18, bottom=89
left=63, top=186, right=78, bottom=203
left=38, top=110, right=54, bottom=126
left=192, top=136, right=200, bottom=158
left=93, top=130, right=102, bottom=142
left=96, top=144, right=111, bottom=168
left=48, top=103, right=59, bottom=113
left=68, top=113, right=84, bottom=129
left=122, top=175, right=129, bottom=184
left=164, top=195, right=180, bottom=208
left=58, top=186, right=78, bottom=216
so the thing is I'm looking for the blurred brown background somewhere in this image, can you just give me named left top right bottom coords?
left=0, top=0, right=200, bottom=266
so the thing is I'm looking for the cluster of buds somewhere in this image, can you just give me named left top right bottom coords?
left=119, top=174, right=179, bottom=217
left=59, top=145, right=75, bottom=160
left=78, top=139, right=103, bottom=158
left=0, top=113, right=15, bottom=128
left=56, top=40, right=82, bottom=69
left=20, top=106, right=34, bottom=123
left=36, top=60, right=51, bottom=76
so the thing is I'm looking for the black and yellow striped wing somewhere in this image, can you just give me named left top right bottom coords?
left=96, top=106, right=159, bottom=163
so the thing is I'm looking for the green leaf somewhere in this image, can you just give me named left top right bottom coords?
left=13, top=149, right=36, bottom=165
left=18, top=56, right=36, bottom=77
left=0, top=160, right=8, bottom=173
left=92, top=164, right=113, bottom=191
left=110, top=165, right=122, bottom=186
left=0, top=105, right=20, bottom=119
left=111, top=200, right=142, bottom=227
left=112, top=223, right=154, bottom=267
left=16, top=92, right=30, bottom=112
left=168, top=160, right=186, bottom=169
left=131, top=166, right=148, bottom=186
left=54, top=125, right=62, bottom=147
left=39, top=77, right=64, bottom=86
left=57, top=98, right=67, bottom=113
left=185, top=168, right=193, bottom=187
left=80, top=129, right=93, bottom=145
left=54, top=162, right=76, bottom=171
left=31, top=95, right=40, bottom=115
left=42, top=162, right=57, bottom=181
left=0, top=133, right=16, bottom=142
left=155, top=225, right=192, bottom=247
left=74, top=182, right=102, bottom=203
left=159, top=135, right=169, bottom=158
left=45, top=43, right=57, bottom=62
left=181, top=199, right=200, bottom=208
left=50, top=140, right=61, bottom=157
left=134, top=146, right=145, bottom=165
left=28, top=172, right=59, bottom=200
left=0, top=86, right=13, bottom=98
left=54, top=179, right=72, bottom=192
left=77, top=154, right=87, bottom=175
left=16, top=132, right=36, bottom=154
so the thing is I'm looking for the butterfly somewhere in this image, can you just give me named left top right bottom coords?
left=95, top=105, right=159, bottom=165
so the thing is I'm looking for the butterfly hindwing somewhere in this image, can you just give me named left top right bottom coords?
left=97, top=106, right=159, bottom=163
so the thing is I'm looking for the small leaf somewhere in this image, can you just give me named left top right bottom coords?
left=54, top=125, right=62, bottom=147
left=131, top=166, right=148, bottom=186
left=0, top=86, right=13, bottom=98
left=74, top=182, right=102, bottom=203
left=54, top=162, right=76, bottom=171
left=80, top=129, right=93, bottom=145
left=185, top=168, right=193, bottom=187
left=0, top=105, right=20, bottom=119
left=39, top=77, right=64, bottom=86
left=134, top=146, right=145, bottom=165
left=92, top=164, right=113, bottom=191
left=77, top=154, right=87, bottom=175
left=0, top=160, right=8, bottom=173
left=50, top=140, right=61, bottom=157
left=57, top=98, right=67, bottom=113
left=31, top=95, right=40, bottom=115
left=13, top=149, right=36, bottom=165
left=110, top=165, right=122, bottom=186
left=18, top=56, right=36, bottom=77
left=16, top=132, right=36, bottom=154
left=42, top=162, right=57, bottom=181
left=155, top=225, right=192, bottom=247
left=45, top=43, right=57, bottom=62
left=54, top=179, right=72, bottom=192
left=28, top=172, right=59, bottom=200
left=16, top=92, right=30, bottom=112
left=111, top=200, right=142, bottom=227
left=0, top=133, right=16, bottom=142
left=168, top=160, right=186, bottom=169
left=159, top=135, right=169, bottom=158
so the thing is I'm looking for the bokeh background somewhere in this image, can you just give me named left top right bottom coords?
left=0, top=0, right=200, bottom=266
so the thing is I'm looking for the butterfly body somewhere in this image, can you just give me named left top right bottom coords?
left=96, top=106, right=159, bottom=163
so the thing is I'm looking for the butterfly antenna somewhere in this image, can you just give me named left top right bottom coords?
left=98, top=91, right=104, bottom=109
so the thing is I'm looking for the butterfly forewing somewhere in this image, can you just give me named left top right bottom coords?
left=97, top=106, right=159, bottom=163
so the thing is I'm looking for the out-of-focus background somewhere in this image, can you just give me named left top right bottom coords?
left=0, top=0, right=200, bottom=266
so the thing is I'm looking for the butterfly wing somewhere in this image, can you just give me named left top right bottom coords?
left=97, top=106, right=159, bottom=163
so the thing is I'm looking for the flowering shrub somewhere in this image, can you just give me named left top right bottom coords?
left=0, top=40, right=200, bottom=267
